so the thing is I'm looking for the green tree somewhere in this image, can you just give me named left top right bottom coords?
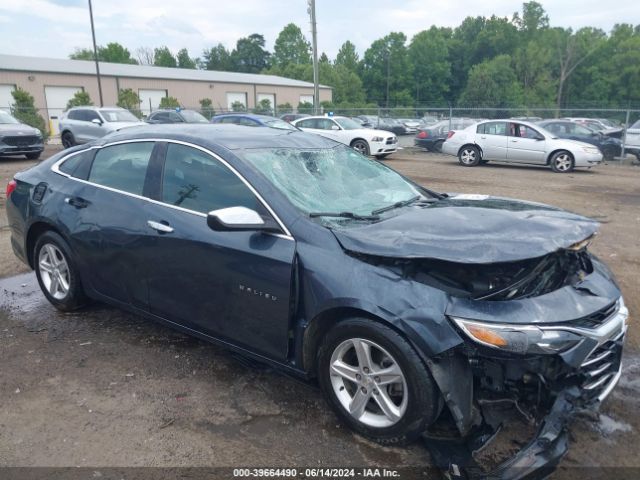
left=297, top=101, right=314, bottom=114
left=176, top=48, right=197, bottom=69
left=117, top=88, right=142, bottom=117
left=231, top=101, right=246, bottom=112
left=335, top=40, right=359, bottom=72
left=272, top=23, right=311, bottom=67
left=513, top=1, right=549, bottom=36
left=277, top=102, right=293, bottom=113
left=154, top=46, right=177, bottom=67
left=199, top=98, right=215, bottom=119
left=255, top=98, right=273, bottom=114
left=159, top=96, right=180, bottom=109
left=70, top=42, right=138, bottom=64
left=319, top=63, right=366, bottom=105
left=231, top=34, right=270, bottom=73
left=459, top=55, right=524, bottom=114
left=66, top=90, right=93, bottom=110
left=409, top=27, right=452, bottom=105
left=10, top=87, right=48, bottom=139
left=201, top=44, right=234, bottom=71
left=361, top=32, right=413, bottom=106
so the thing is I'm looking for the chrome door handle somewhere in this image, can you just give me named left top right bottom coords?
left=147, top=220, right=174, bottom=233
left=510, top=140, right=518, bottom=142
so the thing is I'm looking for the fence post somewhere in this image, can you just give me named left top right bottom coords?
left=621, top=106, right=631, bottom=158
left=448, top=103, right=453, bottom=133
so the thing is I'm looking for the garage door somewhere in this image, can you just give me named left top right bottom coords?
left=227, top=92, right=247, bottom=111
left=0, top=84, right=15, bottom=111
left=257, top=93, right=275, bottom=110
left=139, top=89, right=167, bottom=116
left=45, top=86, right=82, bottom=135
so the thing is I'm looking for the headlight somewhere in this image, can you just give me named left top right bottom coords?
left=582, top=146, right=599, bottom=154
left=371, top=136, right=384, bottom=142
left=451, top=317, right=582, bottom=355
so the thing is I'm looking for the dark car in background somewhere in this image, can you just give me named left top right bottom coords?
left=415, top=118, right=477, bottom=152
left=280, top=113, right=309, bottom=123
left=0, top=110, right=44, bottom=160
left=5, top=124, right=627, bottom=479
left=377, top=117, right=409, bottom=136
left=147, top=109, right=209, bottom=124
left=538, top=119, right=623, bottom=160
left=211, top=113, right=298, bottom=131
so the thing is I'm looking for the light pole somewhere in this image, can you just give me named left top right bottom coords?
left=307, top=0, right=320, bottom=114
left=88, top=0, right=104, bottom=107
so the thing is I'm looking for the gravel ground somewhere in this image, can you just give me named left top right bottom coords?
left=1, top=143, right=639, bottom=475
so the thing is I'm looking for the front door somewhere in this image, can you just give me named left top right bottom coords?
left=142, top=142, right=296, bottom=360
left=507, top=123, right=547, bottom=164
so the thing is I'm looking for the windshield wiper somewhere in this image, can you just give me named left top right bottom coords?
left=309, top=211, right=380, bottom=221
left=371, top=195, right=422, bottom=216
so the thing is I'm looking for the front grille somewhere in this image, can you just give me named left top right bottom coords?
left=3, top=135, right=40, bottom=146
left=386, top=137, right=397, bottom=145
left=580, top=331, right=624, bottom=397
left=572, top=301, right=618, bottom=329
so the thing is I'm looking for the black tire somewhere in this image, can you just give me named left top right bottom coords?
left=602, top=147, right=616, bottom=162
left=26, top=152, right=41, bottom=160
left=61, top=131, right=76, bottom=149
left=34, top=231, right=88, bottom=311
left=480, top=160, right=489, bottom=165
left=351, top=139, right=370, bottom=156
left=433, top=140, right=444, bottom=153
left=375, top=154, right=390, bottom=160
left=549, top=150, right=575, bottom=173
left=458, top=145, right=481, bottom=167
left=317, top=318, right=442, bottom=446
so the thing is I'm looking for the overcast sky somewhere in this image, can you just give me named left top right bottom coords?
left=0, top=0, right=637, bottom=62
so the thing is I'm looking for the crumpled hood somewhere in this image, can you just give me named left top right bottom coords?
left=331, top=195, right=599, bottom=263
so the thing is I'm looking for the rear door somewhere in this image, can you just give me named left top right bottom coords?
left=474, top=121, right=508, bottom=160
left=506, top=123, right=547, bottom=164
left=140, top=142, right=296, bottom=360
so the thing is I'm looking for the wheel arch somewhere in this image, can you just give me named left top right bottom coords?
left=546, top=148, right=573, bottom=165
left=457, top=143, right=483, bottom=158
left=25, top=221, right=66, bottom=269
left=350, top=137, right=369, bottom=147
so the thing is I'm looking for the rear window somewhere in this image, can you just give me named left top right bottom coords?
left=58, top=149, right=95, bottom=179
left=88, top=142, right=154, bottom=195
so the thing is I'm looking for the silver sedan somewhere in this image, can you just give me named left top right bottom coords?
left=442, top=119, right=602, bottom=173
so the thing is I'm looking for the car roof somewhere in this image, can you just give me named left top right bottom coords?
left=93, top=123, right=338, bottom=151
left=68, top=106, right=125, bottom=111
left=213, top=113, right=278, bottom=121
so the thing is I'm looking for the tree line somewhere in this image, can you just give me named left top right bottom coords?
left=69, top=1, right=639, bottom=112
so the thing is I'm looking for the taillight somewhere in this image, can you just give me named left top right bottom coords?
left=6, top=179, right=17, bottom=198
left=447, top=131, right=455, bottom=139
left=417, top=131, right=428, bottom=139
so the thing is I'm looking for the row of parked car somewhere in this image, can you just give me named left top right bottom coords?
left=415, top=116, right=640, bottom=163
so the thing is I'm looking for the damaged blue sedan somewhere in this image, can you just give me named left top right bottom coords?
left=5, top=125, right=628, bottom=478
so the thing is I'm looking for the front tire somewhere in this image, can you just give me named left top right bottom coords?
left=34, top=231, right=88, bottom=311
left=351, top=139, right=370, bottom=156
left=317, top=318, right=441, bottom=446
left=550, top=150, right=575, bottom=173
left=61, top=131, right=76, bottom=149
left=458, top=145, right=480, bottom=167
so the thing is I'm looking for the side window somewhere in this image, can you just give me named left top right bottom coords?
left=84, top=110, right=101, bottom=122
left=316, top=119, right=334, bottom=130
left=296, top=119, right=315, bottom=128
left=88, top=142, right=154, bottom=195
left=480, top=122, right=506, bottom=135
left=161, top=143, right=258, bottom=213
left=238, top=117, right=258, bottom=126
left=169, top=112, right=183, bottom=122
left=67, top=110, right=80, bottom=120
left=58, top=149, right=95, bottom=178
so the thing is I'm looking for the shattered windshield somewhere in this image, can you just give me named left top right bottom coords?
left=240, top=146, right=421, bottom=222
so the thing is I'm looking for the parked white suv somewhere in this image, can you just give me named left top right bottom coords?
left=292, top=116, right=397, bottom=159
left=442, top=119, right=603, bottom=173
left=59, top=107, right=145, bottom=148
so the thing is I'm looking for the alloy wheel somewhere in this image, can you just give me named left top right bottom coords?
left=38, top=243, right=71, bottom=300
left=460, top=148, right=476, bottom=164
left=329, top=338, right=408, bottom=428
left=554, top=153, right=573, bottom=172
left=352, top=141, right=368, bottom=155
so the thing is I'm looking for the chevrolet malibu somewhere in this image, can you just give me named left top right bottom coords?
left=5, top=125, right=627, bottom=477
left=442, top=119, right=603, bottom=172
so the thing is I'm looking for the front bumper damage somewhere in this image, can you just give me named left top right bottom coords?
left=423, top=301, right=627, bottom=479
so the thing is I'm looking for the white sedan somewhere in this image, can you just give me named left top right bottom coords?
left=292, top=116, right=397, bottom=159
left=442, top=119, right=603, bottom=173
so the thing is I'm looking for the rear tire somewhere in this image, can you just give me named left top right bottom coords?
left=351, top=139, right=370, bottom=156
left=61, top=131, right=75, bottom=149
left=458, top=145, right=481, bottom=167
left=34, top=231, right=88, bottom=311
left=317, top=318, right=442, bottom=446
left=550, top=150, right=575, bottom=173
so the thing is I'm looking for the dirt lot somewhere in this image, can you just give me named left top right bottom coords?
left=1, top=145, right=639, bottom=476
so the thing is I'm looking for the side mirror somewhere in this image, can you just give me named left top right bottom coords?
left=535, top=134, right=545, bottom=141
left=331, top=125, right=340, bottom=130
left=91, top=118, right=103, bottom=125
left=207, top=206, right=280, bottom=233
